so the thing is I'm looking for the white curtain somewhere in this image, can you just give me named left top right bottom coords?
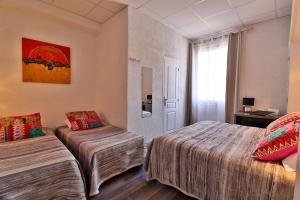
left=191, top=36, right=229, bottom=123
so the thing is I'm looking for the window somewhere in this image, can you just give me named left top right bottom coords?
left=191, top=36, right=229, bottom=122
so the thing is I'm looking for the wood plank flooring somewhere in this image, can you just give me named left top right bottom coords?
left=91, top=166, right=195, bottom=200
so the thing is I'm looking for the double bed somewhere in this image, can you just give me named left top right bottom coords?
left=56, top=125, right=144, bottom=197
left=145, top=121, right=295, bottom=200
left=0, top=128, right=86, bottom=200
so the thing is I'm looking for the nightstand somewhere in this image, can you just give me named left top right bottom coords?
left=234, top=112, right=280, bottom=128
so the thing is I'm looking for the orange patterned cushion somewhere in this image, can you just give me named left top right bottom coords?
left=266, top=112, right=300, bottom=135
left=66, top=111, right=102, bottom=131
left=0, top=113, right=44, bottom=143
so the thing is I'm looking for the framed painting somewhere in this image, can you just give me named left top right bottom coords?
left=22, top=38, right=71, bottom=84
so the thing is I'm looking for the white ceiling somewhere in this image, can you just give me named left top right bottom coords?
left=39, top=0, right=126, bottom=23
left=116, top=0, right=293, bottom=39
left=38, top=0, right=293, bottom=39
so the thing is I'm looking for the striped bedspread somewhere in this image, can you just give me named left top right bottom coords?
left=145, top=121, right=296, bottom=200
left=56, top=125, right=144, bottom=197
left=0, top=128, right=86, bottom=200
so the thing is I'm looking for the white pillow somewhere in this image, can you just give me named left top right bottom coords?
left=65, top=119, right=72, bottom=129
left=282, top=153, right=298, bottom=172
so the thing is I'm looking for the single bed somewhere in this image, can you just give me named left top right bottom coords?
left=56, top=125, right=144, bottom=197
left=145, top=121, right=296, bottom=200
left=0, top=128, right=86, bottom=200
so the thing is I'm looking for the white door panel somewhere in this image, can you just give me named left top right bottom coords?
left=164, top=57, right=179, bottom=133
left=167, top=112, right=176, bottom=131
left=167, top=66, right=177, bottom=99
left=167, top=102, right=176, bottom=108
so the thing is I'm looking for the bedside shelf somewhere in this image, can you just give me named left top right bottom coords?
left=234, top=112, right=280, bottom=128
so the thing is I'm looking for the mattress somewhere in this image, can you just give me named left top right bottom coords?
left=56, top=125, right=144, bottom=196
left=145, top=121, right=296, bottom=200
left=0, top=128, right=86, bottom=200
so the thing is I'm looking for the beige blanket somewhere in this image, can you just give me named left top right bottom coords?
left=0, top=128, right=86, bottom=200
left=145, top=121, right=295, bottom=200
left=56, top=125, right=144, bottom=196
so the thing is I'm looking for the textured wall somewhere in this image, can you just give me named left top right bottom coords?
left=238, top=16, right=290, bottom=114
left=0, top=3, right=97, bottom=127
left=127, top=7, right=189, bottom=142
left=95, top=8, right=128, bottom=128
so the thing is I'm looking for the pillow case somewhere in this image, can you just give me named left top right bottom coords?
left=65, top=111, right=102, bottom=131
left=266, top=112, right=300, bottom=135
left=282, top=153, right=297, bottom=172
left=252, top=122, right=299, bottom=161
left=0, top=113, right=44, bottom=143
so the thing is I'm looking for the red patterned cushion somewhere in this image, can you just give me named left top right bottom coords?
left=266, top=112, right=300, bottom=135
left=252, top=122, right=299, bottom=161
left=0, top=113, right=44, bottom=143
left=65, top=111, right=102, bottom=131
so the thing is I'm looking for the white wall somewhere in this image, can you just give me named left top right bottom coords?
left=239, top=16, right=291, bottom=114
left=288, top=3, right=300, bottom=113
left=127, top=7, right=189, bottom=142
left=95, top=8, right=128, bottom=128
left=289, top=1, right=300, bottom=199
left=0, top=2, right=98, bottom=127
left=288, top=42, right=300, bottom=113
left=295, top=138, right=300, bottom=200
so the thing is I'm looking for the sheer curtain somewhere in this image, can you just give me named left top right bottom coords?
left=191, top=36, right=229, bottom=123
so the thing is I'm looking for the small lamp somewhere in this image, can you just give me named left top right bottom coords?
left=242, top=97, right=254, bottom=112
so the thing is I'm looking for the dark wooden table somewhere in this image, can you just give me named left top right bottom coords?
left=234, top=112, right=280, bottom=128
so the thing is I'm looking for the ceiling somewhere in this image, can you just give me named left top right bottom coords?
left=121, top=0, right=293, bottom=39
left=39, top=0, right=126, bottom=23
left=38, top=0, right=293, bottom=39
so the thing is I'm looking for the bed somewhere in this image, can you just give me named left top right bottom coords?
left=0, top=128, right=86, bottom=200
left=145, top=121, right=296, bottom=200
left=56, top=125, right=144, bottom=197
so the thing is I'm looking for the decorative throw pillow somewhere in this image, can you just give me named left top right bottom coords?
left=252, top=122, right=299, bottom=161
left=65, top=111, right=102, bottom=131
left=282, top=153, right=297, bottom=172
left=0, top=113, right=44, bottom=143
left=266, top=112, right=300, bottom=135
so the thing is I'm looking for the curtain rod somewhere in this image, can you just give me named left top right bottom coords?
left=191, top=26, right=253, bottom=43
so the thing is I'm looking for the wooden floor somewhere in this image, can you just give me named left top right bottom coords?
left=91, top=166, right=195, bottom=200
